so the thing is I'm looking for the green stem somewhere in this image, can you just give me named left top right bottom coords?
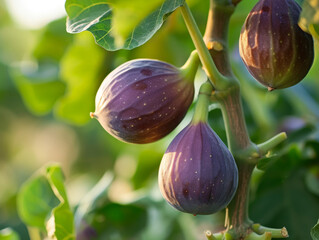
left=245, top=232, right=272, bottom=240
left=180, top=2, right=232, bottom=90
left=216, top=88, right=252, bottom=153
left=206, top=231, right=218, bottom=240
left=180, top=50, right=200, bottom=83
left=227, top=162, right=254, bottom=233
left=257, top=133, right=287, bottom=156
left=192, top=82, right=213, bottom=123
left=252, top=224, right=289, bottom=238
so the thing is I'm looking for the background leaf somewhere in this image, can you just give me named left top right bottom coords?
left=65, top=0, right=185, bottom=50
left=250, top=148, right=319, bottom=240
left=9, top=18, right=73, bottom=115
left=55, top=32, right=106, bottom=125
left=312, top=220, right=319, bottom=240
left=17, top=165, right=75, bottom=240
left=11, top=63, right=66, bottom=115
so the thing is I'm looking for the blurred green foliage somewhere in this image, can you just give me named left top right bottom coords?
left=0, top=0, right=319, bottom=239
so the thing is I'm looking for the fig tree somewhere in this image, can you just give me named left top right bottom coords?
left=239, top=0, right=314, bottom=90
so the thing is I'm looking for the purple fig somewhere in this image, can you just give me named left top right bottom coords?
left=239, top=0, right=314, bottom=90
left=158, top=83, right=238, bottom=215
left=91, top=52, right=198, bottom=144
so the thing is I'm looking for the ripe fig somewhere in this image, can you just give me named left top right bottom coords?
left=239, top=0, right=314, bottom=90
left=91, top=51, right=198, bottom=144
left=158, top=83, right=238, bottom=215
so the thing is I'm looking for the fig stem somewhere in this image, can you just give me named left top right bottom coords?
left=223, top=232, right=233, bottom=240
left=192, top=82, right=213, bottom=123
left=180, top=50, right=200, bottom=83
left=205, top=231, right=219, bottom=240
left=180, top=2, right=233, bottom=90
left=257, top=132, right=287, bottom=156
left=252, top=224, right=289, bottom=238
left=245, top=232, right=272, bottom=240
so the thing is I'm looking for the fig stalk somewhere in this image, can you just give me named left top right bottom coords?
left=192, top=82, right=213, bottom=123
left=180, top=3, right=233, bottom=90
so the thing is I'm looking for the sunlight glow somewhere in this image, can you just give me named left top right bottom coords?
left=4, top=0, right=66, bottom=29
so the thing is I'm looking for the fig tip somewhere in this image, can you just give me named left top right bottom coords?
left=90, top=112, right=97, bottom=119
left=267, top=86, right=275, bottom=92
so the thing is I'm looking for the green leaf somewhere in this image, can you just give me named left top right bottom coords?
left=0, top=228, right=20, bottom=240
left=311, top=219, right=319, bottom=240
left=88, top=203, right=148, bottom=238
left=111, top=0, right=165, bottom=47
left=299, top=0, right=319, bottom=39
left=251, top=152, right=319, bottom=239
left=17, top=164, right=75, bottom=240
left=55, top=32, right=106, bottom=125
left=74, top=172, right=113, bottom=229
left=11, top=63, right=66, bottom=115
left=74, top=172, right=148, bottom=239
left=33, top=18, right=73, bottom=62
left=65, top=0, right=184, bottom=50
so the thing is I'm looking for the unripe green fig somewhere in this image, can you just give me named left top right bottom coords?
left=91, top=52, right=198, bottom=144
left=239, top=0, right=314, bottom=90
left=158, top=83, right=238, bottom=215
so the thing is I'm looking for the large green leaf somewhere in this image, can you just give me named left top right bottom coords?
left=65, top=0, right=184, bottom=50
left=55, top=32, right=106, bottom=125
left=312, top=220, right=319, bottom=240
left=33, top=18, right=73, bottom=62
left=250, top=151, right=319, bottom=239
left=17, top=165, right=75, bottom=240
left=299, top=0, right=319, bottom=39
left=74, top=172, right=148, bottom=239
left=0, top=228, right=20, bottom=240
left=10, top=18, right=73, bottom=115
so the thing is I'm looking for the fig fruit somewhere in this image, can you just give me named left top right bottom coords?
left=158, top=83, right=238, bottom=215
left=91, top=52, right=198, bottom=144
left=239, top=0, right=314, bottom=90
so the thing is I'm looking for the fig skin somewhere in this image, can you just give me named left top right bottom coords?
left=92, top=59, right=195, bottom=144
left=239, top=0, right=314, bottom=90
left=158, top=122, right=238, bottom=215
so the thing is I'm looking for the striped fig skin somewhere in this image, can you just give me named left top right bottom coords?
left=239, top=0, right=314, bottom=90
left=158, top=122, right=238, bottom=215
left=93, top=59, right=194, bottom=144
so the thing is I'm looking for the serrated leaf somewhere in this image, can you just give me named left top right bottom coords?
left=0, top=228, right=20, bottom=240
left=55, top=32, right=105, bottom=125
left=311, top=219, right=319, bottom=240
left=299, top=0, right=319, bottom=39
left=17, top=164, right=75, bottom=240
left=65, top=0, right=184, bottom=50
left=11, top=63, right=66, bottom=115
